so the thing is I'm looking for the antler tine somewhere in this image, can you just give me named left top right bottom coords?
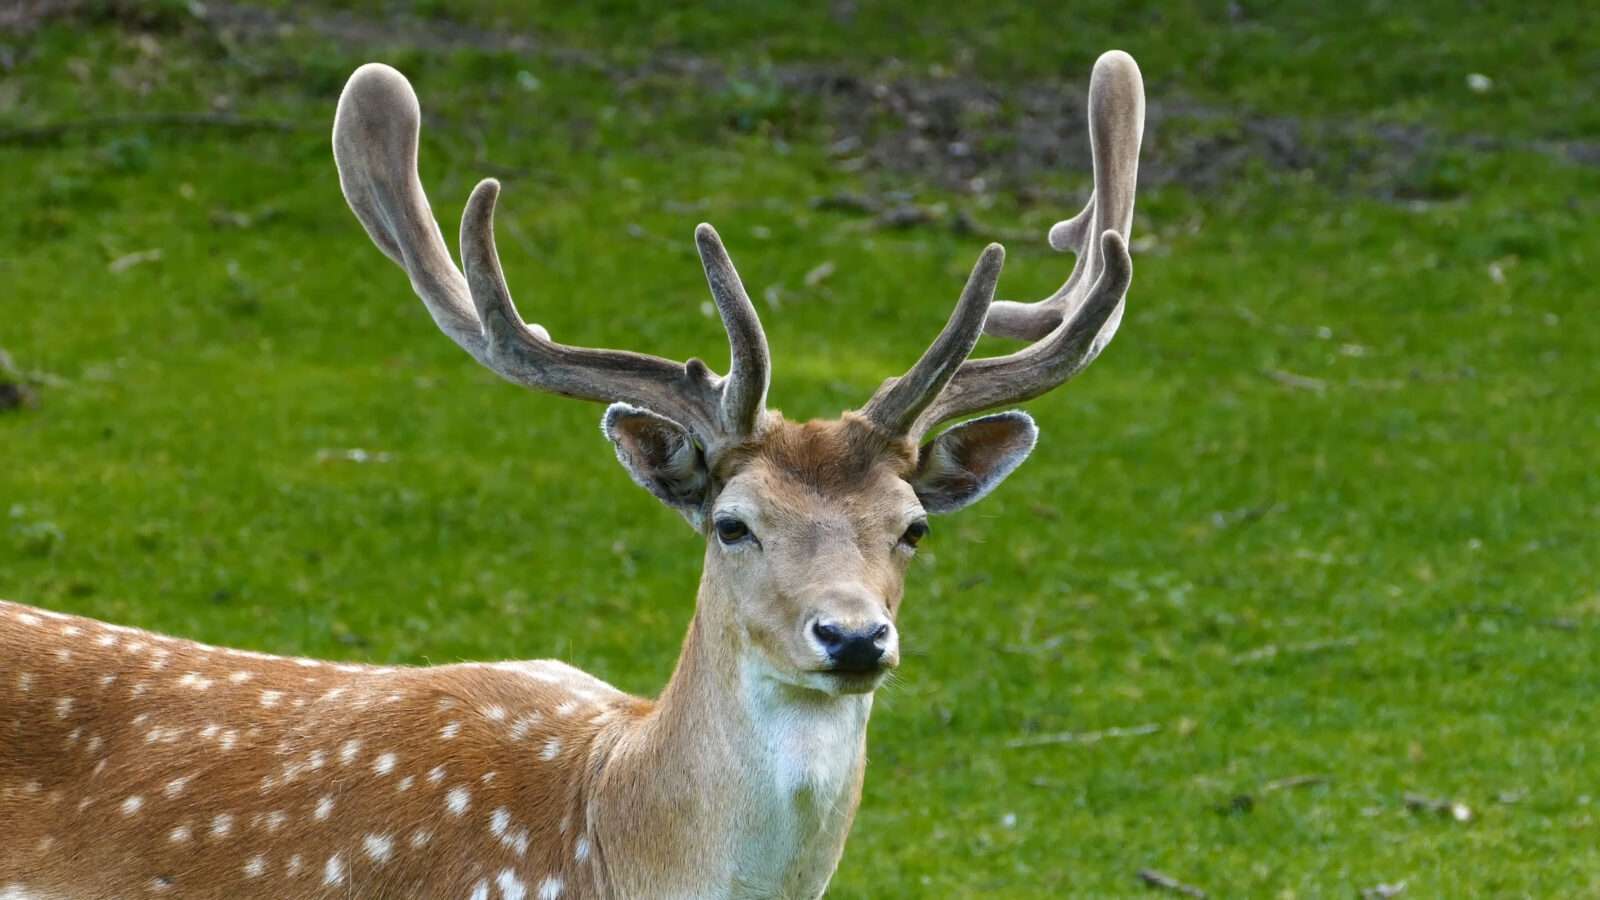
left=902, top=50, right=1145, bottom=439
left=985, top=50, right=1143, bottom=342
left=696, top=224, right=771, bottom=437
left=332, top=63, right=489, bottom=366
left=333, top=63, right=770, bottom=453
left=861, top=244, right=1004, bottom=435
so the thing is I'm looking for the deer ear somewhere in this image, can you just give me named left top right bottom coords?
left=910, top=411, right=1038, bottom=514
left=602, top=403, right=711, bottom=526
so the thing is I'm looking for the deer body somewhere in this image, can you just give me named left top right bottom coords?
left=1, top=49, right=1145, bottom=899
left=1, top=593, right=867, bottom=899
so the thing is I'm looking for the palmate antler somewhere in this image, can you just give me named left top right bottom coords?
left=862, top=50, right=1145, bottom=440
left=333, top=50, right=1143, bottom=453
left=331, top=64, right=770, bottom=454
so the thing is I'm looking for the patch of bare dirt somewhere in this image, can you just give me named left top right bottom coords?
left=10, top=0, right=1597, bottom=201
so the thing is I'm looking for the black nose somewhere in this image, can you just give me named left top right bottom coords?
left=813, top=621, right=889, bottom=673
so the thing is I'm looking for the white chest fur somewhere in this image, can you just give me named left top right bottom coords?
left=724, top=671, right=872, bottom=899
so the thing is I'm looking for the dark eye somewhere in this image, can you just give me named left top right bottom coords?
left=714, top=516, right=752, bottom=546
left=899, top=520, right=930, bottom=549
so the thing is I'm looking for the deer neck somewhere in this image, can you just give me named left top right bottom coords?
left=595, top=576, right=872, bottom=898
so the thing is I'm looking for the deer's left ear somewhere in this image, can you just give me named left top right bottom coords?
left=602, top=403, right=711, bottom=527
left=910, top=411, right=1038, bottom=514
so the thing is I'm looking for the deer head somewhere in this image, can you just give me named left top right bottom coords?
left=331, top=51, right=1144, bottom=698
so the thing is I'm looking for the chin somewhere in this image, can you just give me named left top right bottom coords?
left=794, top=668, right=890, bottom=697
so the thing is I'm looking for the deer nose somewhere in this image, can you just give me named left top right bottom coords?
left=812, top=620, right=891, bottom=672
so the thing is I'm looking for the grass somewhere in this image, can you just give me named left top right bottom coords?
left=3, top=2, right=1598, bottom=896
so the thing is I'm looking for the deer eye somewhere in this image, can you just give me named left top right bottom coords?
left=899, top=520, right=930, bottom=549
left=714, top=516, right=752, bottom=546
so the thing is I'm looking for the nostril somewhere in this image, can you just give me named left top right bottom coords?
left=869, top=623, right=890, bottom=642
left=813, top=621, right=845, bottom=648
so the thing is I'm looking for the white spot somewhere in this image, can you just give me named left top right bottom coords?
left=126, top=641, right=146, bottom=654
left=373, top=752, right=397, bottom=776
left=228, top=670, right=254, bottom=684
left=445, top=786, right=470, bottom=816
left=54, top=698, right=74, bottom=719
left=210, top=813, right=234, bottom=838
left=322, top=686, right=347, bottom=701
left=361, top=833, right=394, bottom=864
left=505, top=828, right=530, bottom=856
left=243, top=855, right=266, bottom=879
left=323, top=853, right=345, bottom=886
left=490, top=807, right=511, bottom=837
left=20, top=780, right=40, bottom=795
left=295, top=658, right=320, bottom=668
left=428, top=765, right=446, bottom=784
left=86, top=735, right=103, bottom=755
left=17, top=612, right=43, bottom=626
left=469, top=880, right=490, bottom=900
left=265, top=810, right=287, bottom=832
left=484, top=705, right=506, bottom=721
left=339, top=739, right=362, bottom=765
left=61, top=625, right=81, bottom=637
left=219, top=729, right=238, bottom=751
left=497, top=870, right=527, bottom=900
left=163, top=776, right=191, bottom=798
left=259, top=690, right=283, bottom=708
left=315, top=795, right=334, bottom=820
left=509, top=714, right=540, bottom=741
left=540, top=738, right=562, bottom=761
left=481, top=771, right=497, bottom=784
left=55, top=648, right=72, bottom=663
left=397, top=775, right=415, bottom=792
left=130, top=681, right=149, bottom=697
left=17, top=673, right=33, bottom=693
left=440, top=721, right=461, bottom=740
left=575, top=836, right=591, bottom=862
left=97, top=633, right=118, bottom=647
left=308, top=750, right=328, bottom=770
left=172, top=824, right=195, bottom=844
left=199, top=723, right=219, bottom=739
left=177, top=672, right=213, bottom=690
left=384, top=691, right=404, bottom=704
left=287, top=855, right=304, bottom=877
left=120, top=795, right=143, bottom=816
left=65, top=727, right=82, bottom=745
left=409, top=829, right=432, bottom=848
left=148, top=877, right=173, bottom=893
left=537, top=877, right=564, bottom=900
left=554, top=701, right=580, bottom=717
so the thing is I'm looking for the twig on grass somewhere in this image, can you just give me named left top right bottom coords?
left=1264, top=367, right=1327, bottom=393
left=1004, top=722, right=1161, bottom=749
left=1262, top=774, right=1330, bottom=792
left=1232, top=636, right=1359, bottom=665
left=1137, top=868, right=1207, bottom=898
left=0, top=112, right=305, bottom=145
left=1403, top=792, right=1472, bottom=822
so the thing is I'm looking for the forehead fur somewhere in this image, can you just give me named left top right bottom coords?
left=714, top=413, right=916, bottom=496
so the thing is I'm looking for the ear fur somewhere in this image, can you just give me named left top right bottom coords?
left=601, top=403, right=710, bottom=527
left=911, top=411, right=1038, bottom=514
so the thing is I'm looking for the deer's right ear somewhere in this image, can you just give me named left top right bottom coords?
left=602, top=403, right=711, bottom=527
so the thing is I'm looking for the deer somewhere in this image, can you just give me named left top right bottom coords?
left=0, top=49, right=1144, bottom=900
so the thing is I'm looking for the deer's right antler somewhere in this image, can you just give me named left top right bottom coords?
left=332, top=64, right=770, bottom=455
left=862, top=50, right=1145, bottom=441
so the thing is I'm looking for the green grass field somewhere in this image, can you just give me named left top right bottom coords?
left=3, top=2, right=1598, bottom=895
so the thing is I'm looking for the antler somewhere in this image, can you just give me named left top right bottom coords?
left=332, top=63, right=770, bottom=453
left=863, top=50, right=1144, bottom=440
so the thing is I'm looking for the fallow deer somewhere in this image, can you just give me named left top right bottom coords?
left=0, top=49, right=1145, bottom=899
